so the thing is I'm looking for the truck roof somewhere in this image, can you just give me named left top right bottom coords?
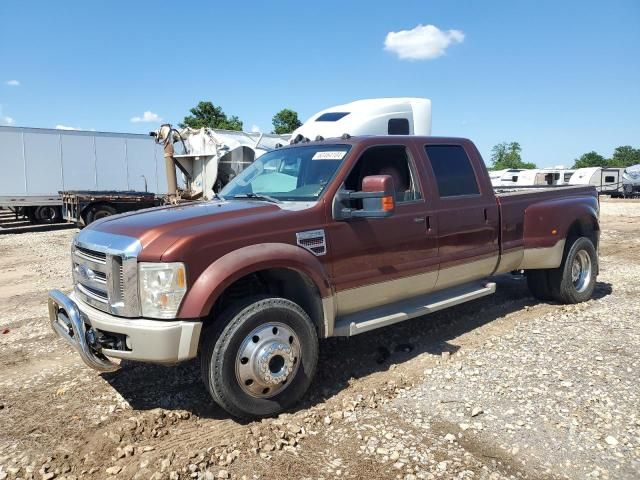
left=283, top=135, right=473, bottom=148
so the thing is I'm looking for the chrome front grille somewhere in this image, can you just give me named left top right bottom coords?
left=71, top=230, right=142, bottom=317
left=73, top=246, right=110, bottom=309
left=75, top=244, right=107, bottom=264
left=119, top=266, right=125, bottom=299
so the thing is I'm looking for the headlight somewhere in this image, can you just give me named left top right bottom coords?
left=138, top=262, right=187, bottom=319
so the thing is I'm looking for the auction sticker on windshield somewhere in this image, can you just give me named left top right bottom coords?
left=312, top=151, right=347, bottom=160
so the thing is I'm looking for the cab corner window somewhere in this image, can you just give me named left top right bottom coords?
left=425, top=145, right=480, bottom=197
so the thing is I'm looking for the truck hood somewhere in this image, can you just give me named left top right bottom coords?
left=87, top=200, right=282, bottom=260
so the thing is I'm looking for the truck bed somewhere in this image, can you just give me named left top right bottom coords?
left=494, top=184, right=594, bottom=197
left=494, top=184, right=598, bottom=268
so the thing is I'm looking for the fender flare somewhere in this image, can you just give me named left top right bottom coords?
left=523, top=195, right=599, bottom=250
left=178, top=243, right=332, bottom=319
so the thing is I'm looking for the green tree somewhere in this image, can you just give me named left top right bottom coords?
left=609, top=145, right=640, bottom=167
left=179, top=101, right=243, bottom=131
left=490, top=142, right=536, bottom=170
left=272, top=108, right=302, bottom=134
left=572, top=151, right=607, bottom=169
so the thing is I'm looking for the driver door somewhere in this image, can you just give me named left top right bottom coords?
left=326, top=145, right=438, bottom=316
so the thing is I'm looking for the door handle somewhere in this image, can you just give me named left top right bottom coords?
left=483, top=208, right=488, bottom=222
left=413, top=217, right=425, bottom=223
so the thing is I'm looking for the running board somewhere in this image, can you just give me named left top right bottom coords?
left=333, top=281, right=496, bottom=337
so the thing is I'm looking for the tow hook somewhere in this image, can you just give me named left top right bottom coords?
left=85, top=328, right=98, bottom=349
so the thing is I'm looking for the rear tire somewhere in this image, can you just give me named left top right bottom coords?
left=526, top=269, right=553, bottom=301
left=548, top=237, right=597, bottom=304
left=86, top=204, right=116, bottom=224
left=200, top=296, right=318, bottom=419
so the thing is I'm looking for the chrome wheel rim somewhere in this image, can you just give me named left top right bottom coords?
left=571, top=250, right=592, bottom=293
left=235, top=322, right=300, bottom=398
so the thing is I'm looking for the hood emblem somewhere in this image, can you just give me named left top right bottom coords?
left=76, top=264, right=97, bottom=282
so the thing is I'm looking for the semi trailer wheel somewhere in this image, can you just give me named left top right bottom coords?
left=548, top=237, right=597, bottom=304
left=200, top=296, right=318, bottom=419
left=32, top=205, right=62, bottom=224
left=86, top=204, right=116, bottom=224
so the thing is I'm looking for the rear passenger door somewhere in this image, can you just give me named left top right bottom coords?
left=423, top=143, right=499, bottom=289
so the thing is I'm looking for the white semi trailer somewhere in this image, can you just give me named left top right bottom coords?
left=0, top=126, right=166, bottom=223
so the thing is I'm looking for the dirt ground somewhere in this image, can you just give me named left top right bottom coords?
left=0, top=199, right=638, bottom=480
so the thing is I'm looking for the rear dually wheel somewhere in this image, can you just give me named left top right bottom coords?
left=548, top=237, right=597, bottom=304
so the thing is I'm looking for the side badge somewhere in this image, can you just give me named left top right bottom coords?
left=296, top=229, right=327, bottom=256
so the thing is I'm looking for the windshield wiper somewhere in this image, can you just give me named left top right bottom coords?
left=232, top=193, right=281, bottom=204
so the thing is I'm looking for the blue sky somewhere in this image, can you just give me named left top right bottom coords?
left=1, top=0, right=638, bottom=167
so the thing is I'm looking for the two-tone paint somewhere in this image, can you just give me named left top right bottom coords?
left=87, top=136, right=599, bottom=342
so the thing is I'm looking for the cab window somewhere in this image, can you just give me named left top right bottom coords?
left=344, top=145, right=422, bottom=202
left=425, top=145, right=480, bottom=197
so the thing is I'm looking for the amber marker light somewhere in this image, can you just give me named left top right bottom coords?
left=551, top=229, right=558, bottom=235
left=382, top=196, right=394, bottom=211
left=176, top=266, right=186, bottom=289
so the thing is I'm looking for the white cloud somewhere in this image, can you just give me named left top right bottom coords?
left=130, top=111, right=163, bottom=123
left=384, top=24, right=464, bottom=60
left=5, top=80, right=20, bottom=86
left=251, top=124, right=261, bottom=133
left=55, top=124, right=79, bottom=130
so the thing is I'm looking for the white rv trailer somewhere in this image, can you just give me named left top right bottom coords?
left=623, top=164, right=640, bottom=196
left=569, top=167, right=625, bottom=194
left=513, top=168, right=575, bottom=186
left=0, top=126, right=166, bottom=223
left=290, top=97, right=432, bottom=141
left=489, top=169, right=524, bottom=187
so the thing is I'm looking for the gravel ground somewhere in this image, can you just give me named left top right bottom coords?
left=0, top=200, right=638, bottom=480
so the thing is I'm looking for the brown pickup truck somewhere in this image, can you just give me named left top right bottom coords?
left=48, top=135, right=600, bottom=418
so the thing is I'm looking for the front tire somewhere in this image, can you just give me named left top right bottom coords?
left=548, top=237, right=597, bottom=304
left=200, top=296, right=318, bottom=419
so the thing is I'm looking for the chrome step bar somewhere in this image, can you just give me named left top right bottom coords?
left=333, top=281, right=496, bottom=337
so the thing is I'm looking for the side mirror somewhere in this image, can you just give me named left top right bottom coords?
left=333, top=175, right=396, bottom=220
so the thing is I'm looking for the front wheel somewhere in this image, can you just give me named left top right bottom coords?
left=200, top=296, right=318, bottom=419
left=548, top=237, right=597, bottom=304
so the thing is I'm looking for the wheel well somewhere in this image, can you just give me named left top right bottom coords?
left=567, top=217, right=599, bottom=249
left=209, top=268, right=325, bottom=336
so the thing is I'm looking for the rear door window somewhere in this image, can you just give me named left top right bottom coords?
left=424, top=145, right=480, bottom=197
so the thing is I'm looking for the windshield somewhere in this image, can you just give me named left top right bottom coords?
left=220, top=144, right=350, bottom=202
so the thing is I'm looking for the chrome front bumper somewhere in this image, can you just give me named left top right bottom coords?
left=48, top=290, right=202, bottom=372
